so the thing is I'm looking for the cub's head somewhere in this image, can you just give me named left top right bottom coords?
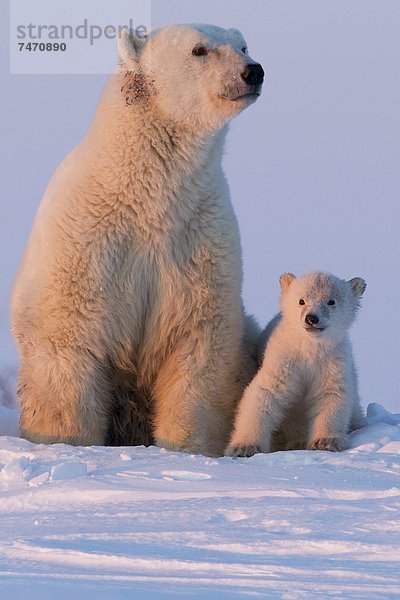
left=118, top=24, right=264, bottom=132
left=279, top=271, right=366, bottom=343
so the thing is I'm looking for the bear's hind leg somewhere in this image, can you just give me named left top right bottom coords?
left=18, top=347, right=112, bottom=446
left=152, top=343, right=239, bottom=457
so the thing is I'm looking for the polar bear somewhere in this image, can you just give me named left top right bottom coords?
left=11, top=24, right=264, bottom=455
left=226, top=272, right=366, bottom=457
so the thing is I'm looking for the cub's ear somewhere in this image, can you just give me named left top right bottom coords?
left=118, top=28, right=146, bottom=67
left=280, top=273, right=296, bottom=293
left=349, top=277, right=366, bottom=298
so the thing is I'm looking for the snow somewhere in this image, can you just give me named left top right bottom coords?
left=0, top=404, right=399, bottom=598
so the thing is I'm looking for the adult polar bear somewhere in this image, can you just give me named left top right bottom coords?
left=11, top=24, right=264, bottom=455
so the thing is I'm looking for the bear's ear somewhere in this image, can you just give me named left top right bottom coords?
left=280, top=273, right=296, bottom=293
left=349, top=277, right=366, bottom=298
left=118, top=28, right=146, bottom=67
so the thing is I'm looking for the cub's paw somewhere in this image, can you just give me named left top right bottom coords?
left=309, top=436, right=349, bottom=452
left=225, top=444, right=262, bottom=458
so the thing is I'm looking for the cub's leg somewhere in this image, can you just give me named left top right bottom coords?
left=307, top=362, right=352, bottom=452
left=225, top=367, right=298, bottom=457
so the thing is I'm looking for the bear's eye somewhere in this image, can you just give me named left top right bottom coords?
left=327, top=299, right=336, bottom=306
left=241, top=47, right=248, bottom=54
left=192, top=45, right=208, bottom=57
left=299, top=299, right=305, bottom=306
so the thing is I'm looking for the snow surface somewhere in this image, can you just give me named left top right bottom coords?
left=0, top=403, right=399, bottom=599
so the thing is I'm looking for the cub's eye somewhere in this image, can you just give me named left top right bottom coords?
left=241, top=47, right=248, bottom=54
left=299, top=299, right=305, bottom=306
left=327, top=299, right=336, bottom=306
left=192, top=46, right=208, bottom=57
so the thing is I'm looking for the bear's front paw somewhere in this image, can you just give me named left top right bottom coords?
left=309, top=436, right=349, bottom=452
left=225, top=444, right=262, bottom=458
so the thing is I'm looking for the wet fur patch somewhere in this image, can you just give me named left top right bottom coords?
left=121, top=70, right=152, bottom=105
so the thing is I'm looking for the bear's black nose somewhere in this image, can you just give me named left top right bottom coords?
left=241, top=63, right=264, bottom=86
left=305, top=314, right=319, bottom=326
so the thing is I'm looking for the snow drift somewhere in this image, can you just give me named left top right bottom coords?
left=0, top=402, right=399, bottom=599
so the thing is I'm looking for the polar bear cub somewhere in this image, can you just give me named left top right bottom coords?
left=226, top=271, right=366, bottom=457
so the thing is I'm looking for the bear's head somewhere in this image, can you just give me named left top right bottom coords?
left=279, top=271, right=366, bottom=344
left=118, top=24, right=264, bottom=133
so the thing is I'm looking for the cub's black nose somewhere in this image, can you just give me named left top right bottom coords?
left=241, top=63, right=264, bottom=86
left=305, top=314, right=319, bottom=326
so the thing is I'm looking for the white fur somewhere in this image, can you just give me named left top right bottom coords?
left=226, top=272, right=366, bottom=457
left=11, top=24, right=263, bottom=456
